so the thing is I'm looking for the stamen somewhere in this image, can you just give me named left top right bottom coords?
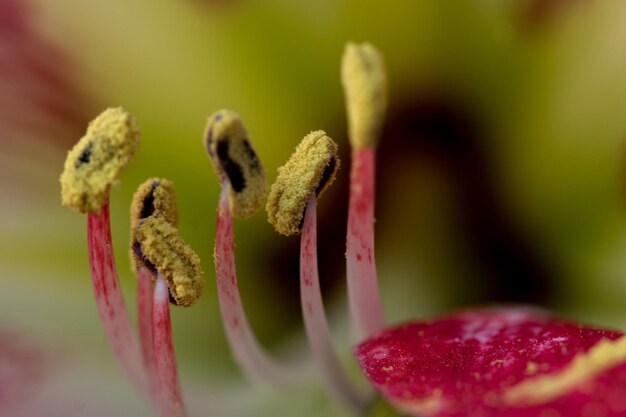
left=153, top=273, right=187, bottom=417
left=204, top=110, right=268, bottom=218
left=61, top=108, right=149, bottom=399
left=131, top=180, right=200, bottom=417
left=268, top=132, right=370, bottom=412
left=131, top=178, right=179, bottom=402
left=342, top=43, right=388, bottom=338
left=205, top=110, right=288, bottom=383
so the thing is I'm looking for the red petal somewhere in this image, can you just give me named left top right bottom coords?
left=355, top=307, right=626, bottom=417
left=0, top=329, right=49, bottom=411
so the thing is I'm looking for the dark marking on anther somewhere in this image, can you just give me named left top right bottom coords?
left=169, top=293, right=179, bottom=305
left=75, top=141, right=94, bottom=168
left=205, top=129, right=215, bottom=158
left=216, top=139, right=246, bottom=193
left=140, top=182, right=158, bottom=220
left=132, top=241, right=158, bottom=276
left=242, top=139, right=261, bottom=172
left=133, top=239, right=177, bottom=304
left=315, top=157, right=337, bottom=195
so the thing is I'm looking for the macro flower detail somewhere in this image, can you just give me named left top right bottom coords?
left=59, top=41, right=626, bottom=417
left=60, top=108, right=205, bottom=417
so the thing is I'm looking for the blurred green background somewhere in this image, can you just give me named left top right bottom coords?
left=2, top=0, right=626, bottom=415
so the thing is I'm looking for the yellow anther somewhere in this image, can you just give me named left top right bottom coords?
left=134, top=216, right=204, bottom=307
left=60, top=107, right=141, bottom=213
left=341, top=42, right=388, bottom=149
left=130, top=178, right=178, bottom=273
left=266, top=130, right=340, bottom=236
left=204, top=110, right=268, bottom=219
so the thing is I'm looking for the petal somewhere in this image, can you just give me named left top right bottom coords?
left=355, top=307, right=626, bottom=417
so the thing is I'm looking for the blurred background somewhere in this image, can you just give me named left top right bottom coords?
left=2, top=0, right=626, bottom=415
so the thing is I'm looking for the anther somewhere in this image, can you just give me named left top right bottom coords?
left=134, top=216, right=204, bottom=307
left=266, top=130, right=339, bottom=236
left=60, top=107, right=140, bottom=213
left=204, top=110, right=268, bottom=218
left=341, top=42, right=388, bottom=149
left=130, top=178, right=178, bottom=273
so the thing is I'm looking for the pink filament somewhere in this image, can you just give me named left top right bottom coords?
left=87, top=200, right=148, bottom=396
left=301, top=194, right=369, bottom=411
left=137, top=267, right=157, bottom=399
left=153, top=274, right=186, bottom=417
left=346, top=147, right=385, bottom=339
left=215, top=185, right=288, bottom=383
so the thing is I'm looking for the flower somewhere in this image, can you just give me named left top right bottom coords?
left=5, top=1, right=626, bottom=416
left=55, top=40, right=626, bottom=417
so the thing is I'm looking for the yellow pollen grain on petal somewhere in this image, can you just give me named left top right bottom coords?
left=60, top=107, right=141, bottom=213
left=525, top=361, right=539, bottom=376
left=504, top=336, right=626, bottom=405
left=266, top=130, right=340, bottom=236
left=203, top=109, right=268, bottom=219
left=341, top=42, right=388, bottom=149
left=134, top=217, right=204, bottom=307
left=130, top=178, right=178, bottom=273
left=394, top=388, right=444, bottom=417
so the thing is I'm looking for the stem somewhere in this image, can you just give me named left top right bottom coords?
left=87, top=199, right=148, bottom=396
left=301, top=194, right=370, bottom=412
left=153, top=274, right=186, bottom=417
left=215, top=185, right=289, bottom=383
left=346, top=147, right=385, bottom=339
left=138, top=267, right=157, bottom=399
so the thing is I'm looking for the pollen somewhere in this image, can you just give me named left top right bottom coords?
left=204, top=110, right=268, bottom=219
left=60, top=107, right=141, bottom=213
left=266, top=130, right=340, bottom=236
left=341, top=42, right=388, bottom=149
left=130, top=178, right=178, bottom=273
left=134, top=216, right=204, bottom=307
